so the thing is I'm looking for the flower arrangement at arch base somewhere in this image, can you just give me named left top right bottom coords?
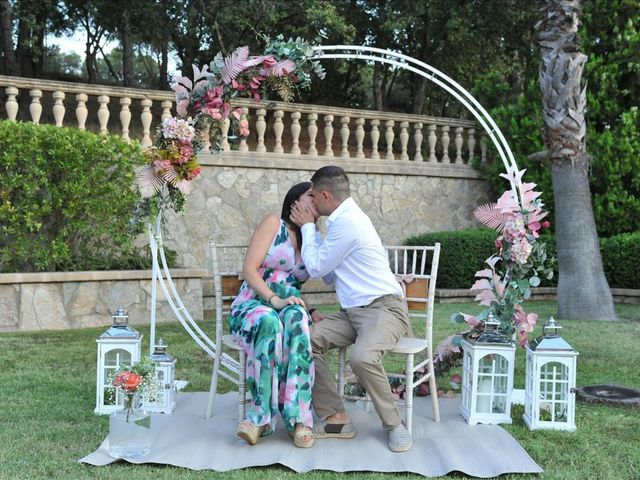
left=134, top=35, right=325, bottom=223
left=448, top=166, right=556, bottom=352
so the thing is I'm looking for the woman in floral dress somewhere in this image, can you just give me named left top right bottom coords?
left=230, top=182, right=318, bottom=448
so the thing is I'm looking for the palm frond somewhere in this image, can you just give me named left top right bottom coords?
left=220, top=46, right=250, bottom=84
left=136, top=165, right=164, bottom=198
left=161, top=166, right=179, bottom=184
left=474, top=203, right=511, bottom=231
left=261, top=59, right=297, bottom=77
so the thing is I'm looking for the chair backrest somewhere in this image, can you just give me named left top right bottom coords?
left=384, top=244, right=441, bottom=344
left=209, top=242, right=247, bottom=344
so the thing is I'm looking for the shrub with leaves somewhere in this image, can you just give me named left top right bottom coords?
left=0, top=121, right=148, bottom=272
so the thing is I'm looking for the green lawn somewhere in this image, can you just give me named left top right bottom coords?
left=0, top=301, right=638, bottom=480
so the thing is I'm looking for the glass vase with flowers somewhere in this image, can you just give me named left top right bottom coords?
left=107, top=358, right=159, bottom=460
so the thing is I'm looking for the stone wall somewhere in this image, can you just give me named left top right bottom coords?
left=1, top=156, right=491, bottom=332
left=0, top=269, right=206, bottom=332
left=162, top=153, right=491, bottom=273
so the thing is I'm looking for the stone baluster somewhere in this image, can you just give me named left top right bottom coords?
left=480, top=135, right=488, bottom=163
left=385, top=120, right=395, bottom=160
left=273, top=110, right=284, bottom=154
left=97, top=95, right=110, bottom=134
left=413, top=122, right=423, bottom=162
left=324, top=115, right=334, bottom=156
left=454, top=126, right=464, bottom=164
left=340, top=116, right=350, bottom=158
left=399, top=121, right=409, bottom=161
left=52, top=91, right=65, bottom=126
left=467, top=128, right=476, bottom=163
left=239, top=107, right=249, bottom=153
left=256, top=109, right=267, bottom=153
left=75, top=94, right=88, bottom=130
left=307, top=113, right=318, bottom=156
left=160, top=100, right=173, bottom=122
left=291, top=111, right=301, bottom=155
left=119, top=97, right=131, bottom=142
left=427, top=124, right=437, bottom=163
left=29, top=89, right=42, bottom=123
left=220, top=118, right=230, bottom=151
left=5, top=86, right=18, bottom=120
left=441, top=125, right=450, bottom=163
left=370, top=119, right=380, bottom=160
left=355, top=118, right=365, bottom=158
left=140, top=98, right=152, bottom=146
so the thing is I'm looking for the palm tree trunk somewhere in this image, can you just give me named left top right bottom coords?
left=0, top=0, right=18, bottom=75
left=537, top=0, right=615, bottom=320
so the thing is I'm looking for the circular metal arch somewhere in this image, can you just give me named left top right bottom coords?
left=148, top=44, right=525, bottom=363
left=312, top=45, right=523, bottom=204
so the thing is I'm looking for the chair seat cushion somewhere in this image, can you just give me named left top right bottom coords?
left=222, top=334, right=243, bottom=350
left=391, top=337, right=428, bottom=354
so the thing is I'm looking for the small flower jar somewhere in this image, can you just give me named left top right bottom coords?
left=108, top=392, right=152, bottom=459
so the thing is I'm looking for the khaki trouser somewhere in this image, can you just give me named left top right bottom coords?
left=311, top=294, right=410, bottom=430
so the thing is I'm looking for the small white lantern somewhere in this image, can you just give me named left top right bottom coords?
left=95, top=308, right=142, bottom=414
left=523, top=317, right=578, bottom=431
left=460, top=314, right=516, bottom=425
left=143, top=339, right=177, bottom=414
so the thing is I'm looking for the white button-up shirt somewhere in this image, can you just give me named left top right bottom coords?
left=301, top=197, right=403, bottom=308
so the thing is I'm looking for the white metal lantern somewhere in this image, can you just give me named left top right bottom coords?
left=95, top=308, right=142, bottom=414
left=143, top=339, right=177, bottom=414
left=460, top=315, right=516, bottom=425
left=523, top=317, right=578, bottom=431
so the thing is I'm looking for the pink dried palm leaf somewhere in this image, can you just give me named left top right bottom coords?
left=474, top=203, right=512, bottom=231
left=475, top=289, right=497, bottom=306
left=460, top=313, right=481, bottom=328
left=192, top=64, right=214, bottom=84
left=220, top=46, right=250, bottom=84
left=136, top=165, right=164, bottom=198
left=260, top=58, right=297, bottom=77
left=495, top=190, right=521, bottom=213
left=161, top=166, right=179, bottom=184
left=475, top=268, right=494, bottom=278
left=471, top=278, right=492, bottom=291
left=171, top=74, right=192, bottom=92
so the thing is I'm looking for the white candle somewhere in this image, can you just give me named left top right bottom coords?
left=476, top=378, right=492, bottom=413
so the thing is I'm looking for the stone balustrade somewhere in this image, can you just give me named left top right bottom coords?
left=0, top=74, right=488, bottom=164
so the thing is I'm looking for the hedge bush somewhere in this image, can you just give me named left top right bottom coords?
left=0, top=121, right=149, bottom=272
left=405, top=229, right=497, bottom=289
left=406, top=229, right=639, bottom=290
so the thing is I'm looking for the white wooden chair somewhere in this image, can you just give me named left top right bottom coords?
left=205, top=242, right=248, bottom=420
left=337, top=244, right=442, bottom=433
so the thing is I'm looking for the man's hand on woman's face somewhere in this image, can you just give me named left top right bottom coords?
left=290, top=202, right=316, bottom=227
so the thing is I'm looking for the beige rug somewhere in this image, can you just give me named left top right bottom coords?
left=80, top=391, right=542, bottom=477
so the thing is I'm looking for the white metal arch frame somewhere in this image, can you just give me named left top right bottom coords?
left=148, top=45, right=524, bottom=369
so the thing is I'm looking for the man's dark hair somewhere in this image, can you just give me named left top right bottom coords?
left=310, top=165, right=350, bottom=200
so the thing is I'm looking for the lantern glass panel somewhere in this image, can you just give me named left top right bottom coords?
left=103, top=387, right=116, bottom=405
left=105, top=349, right=131, bottom=368
left=155, top=370, right=165, bottom=404
left=538, top=361, right=569, bottom=422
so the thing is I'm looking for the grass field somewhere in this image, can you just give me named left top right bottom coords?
left=0, top=301, right=638, bottom=480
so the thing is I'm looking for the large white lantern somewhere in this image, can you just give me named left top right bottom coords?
left=95, top=308, right=142, bottom=414
left=523, top=317, right=578, bottom=431
left=143, top=339, right=176, bottom=414
left=460, top=315, right=516, bottom=425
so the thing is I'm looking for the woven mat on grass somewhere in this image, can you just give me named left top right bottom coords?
left=80, top=391, right=542, bottom=478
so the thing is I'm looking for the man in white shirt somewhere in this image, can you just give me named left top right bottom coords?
left=290, top=165, right=413, bottom=452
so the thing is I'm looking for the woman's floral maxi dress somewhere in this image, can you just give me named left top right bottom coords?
left=230, top=219, right=314, bottom=432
